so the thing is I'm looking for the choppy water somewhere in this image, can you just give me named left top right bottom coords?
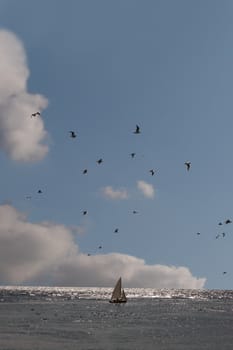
left=0, top=287, right=233, bottom=349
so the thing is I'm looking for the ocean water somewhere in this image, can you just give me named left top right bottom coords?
left=0, top=287, right=233, bottom=350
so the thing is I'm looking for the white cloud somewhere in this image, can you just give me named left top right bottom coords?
left=102, top=186, right=129, bottom=200
left=137, top=180, right=154, bottom=199
left=0, top=205, right=77, bottom=284
left=0, top=205, right=206, bottom=288
left=0, top=30, right=49, bottom=162
left=54, top=254, right=206, bottom=289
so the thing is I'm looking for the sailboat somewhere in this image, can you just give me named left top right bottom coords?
left=109, top=277, right=127, bottom=303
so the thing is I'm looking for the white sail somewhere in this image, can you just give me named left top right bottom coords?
left=111, top=277, right=122, bottom=301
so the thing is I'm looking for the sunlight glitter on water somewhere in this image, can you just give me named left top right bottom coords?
left=0, top=286, right=233, bottom=302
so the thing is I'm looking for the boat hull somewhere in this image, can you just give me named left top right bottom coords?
left=109, top=300, right=127, bottom=303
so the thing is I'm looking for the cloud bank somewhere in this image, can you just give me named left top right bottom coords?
left=137, top=180, right=155, bottom=199
left=0, top=30, right=49, bottom=162
left=0, top=205, right=206, bottom=288
left=102, top=186, right=129, bottom=200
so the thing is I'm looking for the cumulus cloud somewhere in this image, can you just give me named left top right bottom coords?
left=0, top=205, right=206, bottom=288
left=0, top=205, right=77, bottom=284
left=137, top=180, right=155, bottom=199
left=54, top=254, right=206, bottom=289
left=0, top=30, right=49, bottom=162
left=102, top=186, right=129, bottom=200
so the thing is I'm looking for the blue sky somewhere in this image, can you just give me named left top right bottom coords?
left=0, top=0, right=233, bottom=288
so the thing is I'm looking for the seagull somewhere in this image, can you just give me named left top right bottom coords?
left=131, top=153, right=136, bottom=158
left=114, top=228, right=119, bottom=233
left=149, top=169, right=155, bottom=176
left=69, top=131, right=77, bottom=138
left=82, top=210, right=88, bottom=215
left=83, top=169, right=88, bottom=174
left=225, top=219, right=232, bottom=224
left=97, top=158, right=103, bottom=164
left=37, top=190, right=42, bottom=194
left=133, top=125, right=141, bottom=134
left=184, top=161, right=191, bottom=171
left=31, top=112, right=40, bottom=117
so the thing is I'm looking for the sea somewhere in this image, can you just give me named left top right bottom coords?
left=0, top=287, right=233, bottom=350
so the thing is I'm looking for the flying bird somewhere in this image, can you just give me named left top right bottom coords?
left=97, top=158, right=103, bottom=164
left=82, top=210, right=88, bottom=215
left=184, top=162, right=191, bottom=171
left=223, top=271, right=227, bottom=274
left=37, top=190, right=42, bottom=194
left=222, top=232, right=226, bottom=238
left=98, top=245, right=102, bottom=249
left=218, top=222, right=223, bottom=226
left=114, top=228, right=119, bottom=233
left=31, top=112, right=40, bottom=117
left=133, top=210, right=138, bottom=214
left=225, top=219, right=232, bottom=224
left=131, top=153, right=136, bottom=158
left=69, top=131, right=77, bottom=138
left=196, top=232, right=201, bottom=235
left=133, top=125, right=141, bottom=134
left=83, top=169, right=88, bottom=174
left=149, top=169, right=155, bottom=176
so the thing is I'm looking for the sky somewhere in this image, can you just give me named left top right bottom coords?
left=0, top=0, right=233, bottom=289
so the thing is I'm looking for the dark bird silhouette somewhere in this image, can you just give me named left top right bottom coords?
left=223, top=271, right=227, bottom=274
left=98, top=245, right=102, bottom=249
left=31, top=112, right=40, bottom=117
left=82, top=210, right=88, bottom=215
left=83, top=169, right=88, bottom=174
left=133, top=210, right=138, bottom=214
left=218, top=222, right=223, bottom=226
left=87, top=253, right=91, bottom=256
left=37, top=190, right=42, bottom=194
left=184, top=161, right=191, bottom=171
left=69, top=131, right=77, bottom=138
left=133, top=125, right=141, bottom=134
left=222, top=232, right=226, bottom=238
left=149, top=169, right=155, bottom=176
left=196, top=232, right=201, bottom=235
left=114, top=228, right=119, bottom=233
left=131, top=153, right=136, bottom=158
left=225, top=219, right=232, bottom=224
left=97, top=158, right=103, bottom=164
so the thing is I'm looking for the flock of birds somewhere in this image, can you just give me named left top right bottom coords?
left=68, top=125, right=192, bottom=176
left=29, top=115, right=230, bottom=275
left=196, top=217, right=232, bottom=273
left=69, top=124, right=200, bottom=253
